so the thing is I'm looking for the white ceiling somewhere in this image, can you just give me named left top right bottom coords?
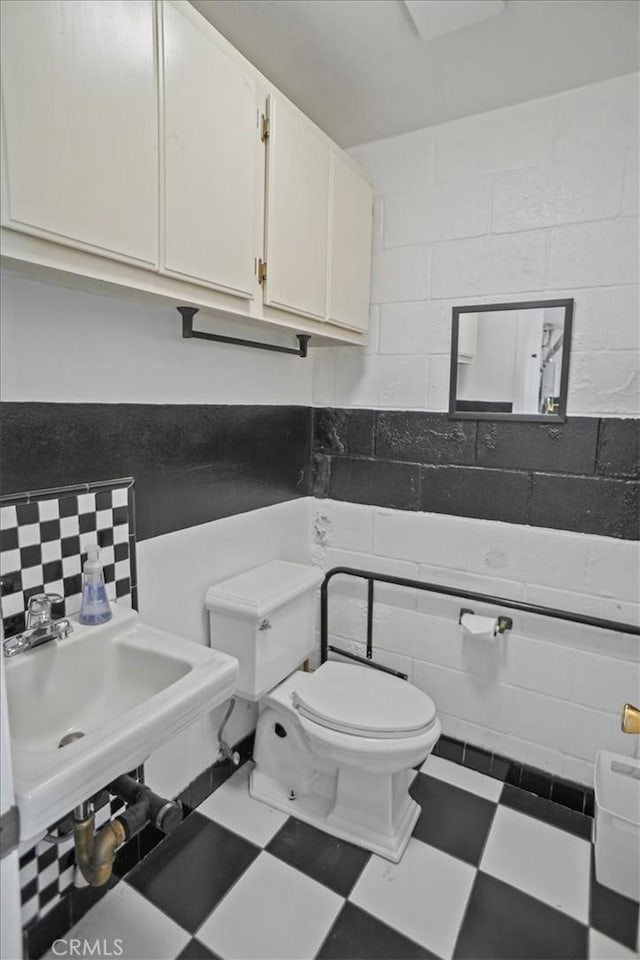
left=190, top=0, right=639, bottom=148
left=403, top=0, right=507, bottom=42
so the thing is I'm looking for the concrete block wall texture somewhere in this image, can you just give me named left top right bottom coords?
left=2, top=74, right=637, bottom=795
left=0, top=268, right=313, bottom=803
left=137, top=493, right=638, bottom=791
left=311, top=74, right=639, bottom=783
left=0, top=271, right=313, bottom=406
left=138, top=498, right=313, bottom=799
left=312, top=499, right=640, bottom=785
left=312, top=410, right=639, bottom=537
left=313, top=73, right=639, bottom=417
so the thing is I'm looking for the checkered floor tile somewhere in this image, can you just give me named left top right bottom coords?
left=45, top=758, right=640, bottom=960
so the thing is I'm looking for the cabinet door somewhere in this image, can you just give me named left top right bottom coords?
left=0, top=0, right=158, bottom=267
left=162, top=2, right=259, bottom=299
left=263, top=96, right=330, bottom=322
left=327, top=154, right=373, bottom=333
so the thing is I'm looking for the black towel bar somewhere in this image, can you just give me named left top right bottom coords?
left=178, top=306, right=310, bottom=357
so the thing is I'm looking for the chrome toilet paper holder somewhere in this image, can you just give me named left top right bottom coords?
left=458, top=607, right=513, bottom=634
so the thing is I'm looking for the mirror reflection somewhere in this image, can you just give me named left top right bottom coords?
left=449, top=299, right=573, bottom=421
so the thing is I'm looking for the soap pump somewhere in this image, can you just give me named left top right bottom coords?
left=79, top=545, right=112, bottom=625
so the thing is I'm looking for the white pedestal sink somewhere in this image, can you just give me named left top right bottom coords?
left=4, top=606, right=238, bottom=845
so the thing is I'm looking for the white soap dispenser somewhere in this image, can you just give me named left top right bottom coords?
left=79, top=544, right=112, bottom=625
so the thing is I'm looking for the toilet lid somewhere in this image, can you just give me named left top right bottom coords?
left=293, top=662, right=436, bottom=738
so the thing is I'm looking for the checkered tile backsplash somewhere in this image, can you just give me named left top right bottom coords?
left=0, top=479, right=136, bottom=639
left=1, top=479, right=139, bottom=930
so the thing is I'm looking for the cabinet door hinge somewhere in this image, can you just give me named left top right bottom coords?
left=260, top=114, right=270, bottom=142
left=257, top=259, right=267, bottom=284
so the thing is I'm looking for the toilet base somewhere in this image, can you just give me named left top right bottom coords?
left=249, top=672, right=436, bottom=862
left=250, top=765, right=421, bottom=862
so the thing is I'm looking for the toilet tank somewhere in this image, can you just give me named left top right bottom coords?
left=205, top=560, right=323, bottom=701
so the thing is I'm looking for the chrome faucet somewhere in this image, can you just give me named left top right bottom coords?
left=3, top=592, right=73, bottom=658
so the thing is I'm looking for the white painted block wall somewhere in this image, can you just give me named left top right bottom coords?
left=313, top=499, right=640, bottom=785
left=137, top=491, right=638, bottom=794
left=1, top=73, right=638, bottom=797
left=309, top=72, right=640, bottom=786
left=0, top=268, right=313, bottom=798
left=314, top=73, right=640, bottom=417
left=137, top=498, right=313, bottom=798
left=0, top=270, right=313, bottom=406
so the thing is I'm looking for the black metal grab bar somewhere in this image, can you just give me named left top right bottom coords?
left=320, top=566, right=640, bottom=680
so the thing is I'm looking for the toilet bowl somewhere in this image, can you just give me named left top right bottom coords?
left=206, top=560, right=441, bottom=862
left=295, top=661, right=440, bottom=773
left=251, top=663, right=440, bottom=860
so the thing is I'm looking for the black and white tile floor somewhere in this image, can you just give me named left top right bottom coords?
left=45, top=757, right=639, bottom=960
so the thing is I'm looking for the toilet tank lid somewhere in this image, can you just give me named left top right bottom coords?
left=205, top=560, right=323, bottom=620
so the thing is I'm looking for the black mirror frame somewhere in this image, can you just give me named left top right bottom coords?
left=448, top=298, right=574, bottom=423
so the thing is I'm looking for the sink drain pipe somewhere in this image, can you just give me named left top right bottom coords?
left=73, top=813, right=127, bottom=888
left=110, top=774, right=183, bottom=837
left=73, top=775, right=182, bottom=887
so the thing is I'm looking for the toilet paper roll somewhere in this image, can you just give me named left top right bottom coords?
left=460, top=612, right=498, bottom=641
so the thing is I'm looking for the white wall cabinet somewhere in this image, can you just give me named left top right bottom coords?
left=161, top=2, right=259, bottom=299
left=263, top=95, right=373, bottom=332
left=0, top=0, right=372, bottom=345
left=0, top=0, right=158, bottom=268
left=263, top=95, right=331, bottom=322
left=327, top=152, right=373, bottom=333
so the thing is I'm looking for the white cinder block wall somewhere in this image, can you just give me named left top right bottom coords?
left=312, top=500, right=639, bottom=785
left=2, top=75, right=638, bottom=794
left=138, top=498, right=314, bottom=798
left=0, top=271, right=315, bottom=798
left=0, top=271, right=313, bottom=406
left=312, top=74, right=640, bottom=785
left=314, top=73, right=639, bottom=416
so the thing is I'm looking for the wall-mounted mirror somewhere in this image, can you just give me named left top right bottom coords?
left=448, top=298, right=573, bottom=422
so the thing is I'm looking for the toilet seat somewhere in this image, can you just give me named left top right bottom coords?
left=293, top=661, right=436, bottom=739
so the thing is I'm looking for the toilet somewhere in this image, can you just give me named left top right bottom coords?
left=206, top=560, right=441, bottom=862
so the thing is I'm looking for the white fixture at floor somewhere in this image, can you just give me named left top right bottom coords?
left=594, top=750, right=640, bottom=902
left=206, top=560, right=440, bottom=861
left=4, top=606, right=238, bottom=845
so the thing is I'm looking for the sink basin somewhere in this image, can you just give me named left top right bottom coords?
left=5, top=606, right=238, bottom=844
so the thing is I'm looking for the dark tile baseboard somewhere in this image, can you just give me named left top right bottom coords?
left=432, top=734, right=595, bottom=817
left=174, top=732, right=256, bottom=814
left=177, top=730, right=593, bottom=829
left=23, top=728, right=597, bottom=958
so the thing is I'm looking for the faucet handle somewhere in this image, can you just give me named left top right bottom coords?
left=53, top=618, right=73, bottom=640
left=26, top=592, right=64, bottom=628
